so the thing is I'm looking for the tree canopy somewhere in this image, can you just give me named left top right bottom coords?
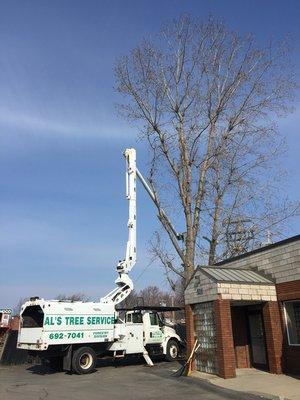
left=115, top=15, right=298, bottom=283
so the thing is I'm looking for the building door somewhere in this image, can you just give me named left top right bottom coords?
left=247, top=311, right=268, bottom=370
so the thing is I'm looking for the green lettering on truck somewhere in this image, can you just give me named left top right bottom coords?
left=86, top=315, right=114, bottom=325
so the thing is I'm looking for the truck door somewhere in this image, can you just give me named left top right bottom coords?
left=18, top=305, right=44, bottom=347
left=123, top=312, right=144, bottom=354
left=144, top=312, right=164, bottom=344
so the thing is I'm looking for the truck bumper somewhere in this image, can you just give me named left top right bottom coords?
left=17, top=342, right=48, bottom=351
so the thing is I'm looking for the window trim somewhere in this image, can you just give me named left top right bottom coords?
left=283, top=300, right=300, bottom=347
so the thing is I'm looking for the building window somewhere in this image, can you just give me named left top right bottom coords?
left=284, top=301, right=300, bottom=345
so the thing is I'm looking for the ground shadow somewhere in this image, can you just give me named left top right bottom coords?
left=285, top=373, right=300, bottom=380
left=97, top=355, right=145, bottom=368
left=25, top=355, right=184, bottom=375
left=26, top=364, right=61, bottom=375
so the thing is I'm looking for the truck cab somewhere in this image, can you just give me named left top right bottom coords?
left=120, top=307, right=184, bottom=361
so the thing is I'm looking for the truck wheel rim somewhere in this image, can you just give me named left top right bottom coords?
left=79, top=353, right=93, bottom=369
left=170, top=345, right=178, bottom=358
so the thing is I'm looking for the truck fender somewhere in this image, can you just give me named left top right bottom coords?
left=162, top=337, right=180, bottom=355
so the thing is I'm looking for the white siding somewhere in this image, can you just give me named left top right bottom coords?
left=185, top=272, right=218, bottom=305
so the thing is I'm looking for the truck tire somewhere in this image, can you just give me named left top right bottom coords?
left=165, top=339, right=179, bottom=362
left=72, top=347, right=97, bottom=374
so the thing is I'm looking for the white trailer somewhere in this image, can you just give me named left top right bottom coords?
left=17, top=149, right=184, bottom=374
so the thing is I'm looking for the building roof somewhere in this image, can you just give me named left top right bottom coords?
left=199, top=267, right=274, bottom=285
left=214, top=234, right=300, bottom=267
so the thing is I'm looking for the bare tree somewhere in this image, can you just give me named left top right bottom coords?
left=118, top=290, right=141, bottom=309
left=13, top=294, right=91, bottom=315
left=56, top=293, right=90, bottom=302
left=115, top=15, right=297, bottom=285
left=119, top=286, right=173, bottom=309
left=139, top=285, right=172, bottom=306
left=13, top=297, right=29, bottom=315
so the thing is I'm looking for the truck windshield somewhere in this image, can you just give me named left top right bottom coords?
left=22, top=305, right=44, bottom=328
left=132, top=313, right=142, bottom=323
left=126, top=312, right=142, bottom=323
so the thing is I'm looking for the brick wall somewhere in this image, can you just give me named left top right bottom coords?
left=214, top=299, right=236, bottom=378
left=9, top=316, right=20, bottom=331
left=276, top=280, right=300, bottom=375
left=185, top=304, right=196, bottom=372
left=281, top=330, right=300, bottom=375
left=262, top=301, right=283, bottom=374
left=231, top=307, right=250, bottom=368
left=276, top=280, right=300, bottom=301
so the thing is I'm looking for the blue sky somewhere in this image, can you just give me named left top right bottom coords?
left=0, top=0, right=299, bottom=308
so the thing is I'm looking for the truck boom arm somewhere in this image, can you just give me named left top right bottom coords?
left=101, top=148, right=182, bottom=306
left=100, top=149, right=136, bottom=305
left=136, top=168, right=183, bottom=241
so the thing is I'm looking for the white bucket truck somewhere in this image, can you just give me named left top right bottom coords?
left=17, top=149, right=184, bottom=374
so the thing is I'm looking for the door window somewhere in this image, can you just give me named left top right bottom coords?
left=126, top=314, right=132, bottom=323
left=149, top=313, right=158, bottom=325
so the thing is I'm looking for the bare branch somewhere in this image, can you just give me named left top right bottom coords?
left=115, top=15, right=296, bottom=283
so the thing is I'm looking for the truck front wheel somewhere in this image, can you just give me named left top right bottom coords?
left=72, top=347, right=97, bottom=374
left=165, top=340, right=179, bottom=362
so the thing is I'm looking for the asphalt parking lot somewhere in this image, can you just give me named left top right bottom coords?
left=0, top=359, right=266, bottom=400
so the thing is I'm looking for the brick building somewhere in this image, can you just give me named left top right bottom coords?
left=185, top=235, right=300, bottom=378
